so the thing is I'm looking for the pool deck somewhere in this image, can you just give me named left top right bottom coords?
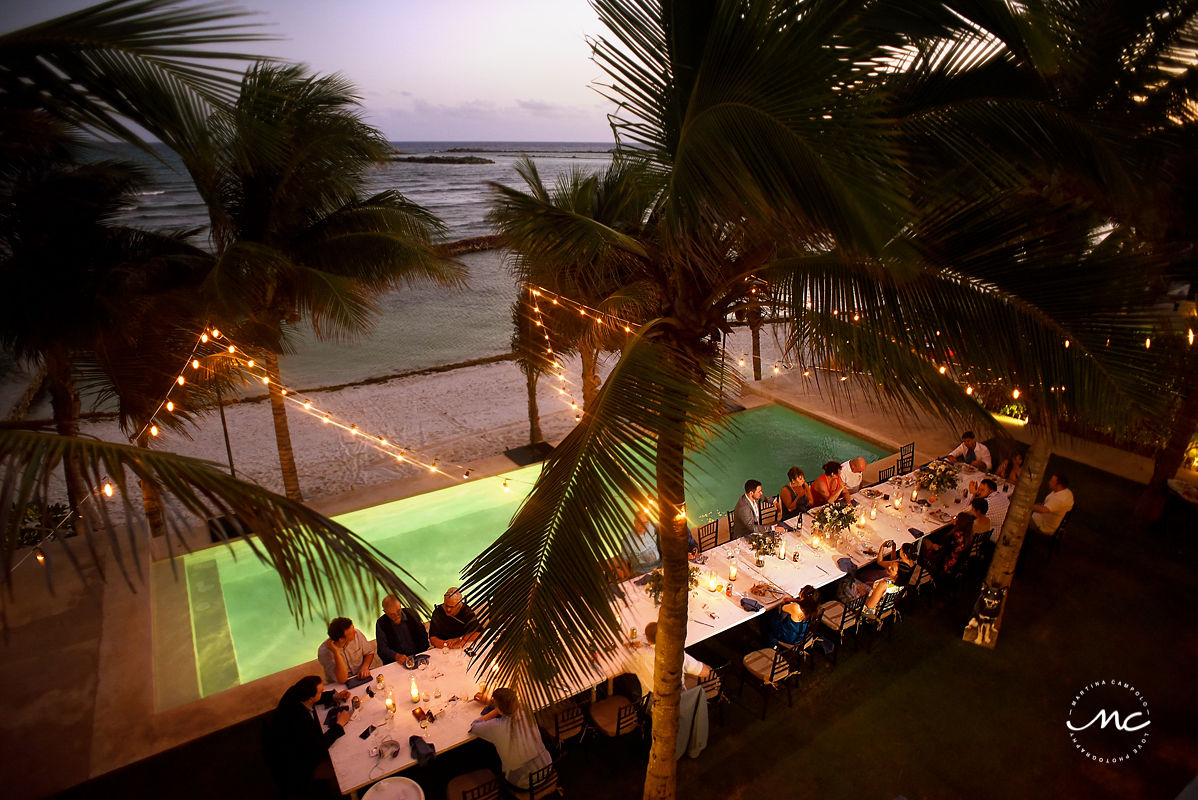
left=1, top=371, right=1188, bottom=799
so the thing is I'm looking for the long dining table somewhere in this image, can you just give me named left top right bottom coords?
left=324, top=461, right=1005, bottom=795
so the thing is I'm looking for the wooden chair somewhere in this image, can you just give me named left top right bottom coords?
left=446, top=768, right=501, bottom=800
left=859, top=589, right=903, bottom=652
left=504, top=762, right=562, bottom=800
left=1047, top=511, right=1073, bottom=562
left=692, top=661, right=730, bottom=725
left=696, top=519, right=720, bottom=553
left=759, top=495, right=779, bottom=526
left=538, top=701, right=585, bottom=755
left=877, top=464, right=896, bottom=483
left=739, top=642, right=799, bottom=719
left=588, top=692, right=643, bottom=739
left=899, top=441, right=916, bottom=474
left=818, top=595, right=866, bottom=665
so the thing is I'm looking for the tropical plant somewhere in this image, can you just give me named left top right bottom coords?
left=176, top=64, right=463, bottom=500
left=0, top=429, right=428, bottom=628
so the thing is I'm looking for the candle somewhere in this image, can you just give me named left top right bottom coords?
left=894, top=494, right=903, bottom=510
left=384, top=695, right=395, bottom=716
left=777, top=539, right=786, bottom=559
left=912, top=487, right=919, bottom=501
left=869, top=503, right=877, bottom=520
left=728, top=562, right=737, bottom=581
left=707, top=571, right=718, bottom=592
left=410, top=676, right=420, bottom=704
left=812, top=534, right=821, bottom=547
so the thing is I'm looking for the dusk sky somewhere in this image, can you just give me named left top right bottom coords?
left=8, top=0, right=615, bottom=142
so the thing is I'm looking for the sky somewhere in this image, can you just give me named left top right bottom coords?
left=7, top=0, right=615, bottom=142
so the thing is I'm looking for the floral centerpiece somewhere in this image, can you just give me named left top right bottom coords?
left=745, top=531, right=781, bottom=565
left=643, top=565, right=702, bottom=606
left=916, top=461, right=959, bottom=495
left=812, top=501, right=858, bottom=535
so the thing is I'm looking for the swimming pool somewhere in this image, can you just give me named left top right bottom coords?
left=153, top=404, right=887, bottom=706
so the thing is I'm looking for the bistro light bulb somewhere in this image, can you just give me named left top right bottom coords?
left=1012, top=388, right=1021, bottom=399
left=280, top=389, right=287, bottom=396
left=1145, top=337, right=1152, bottom=349
left=575, top=414, right=582, bottom=422
left=192, top=359, right=200, bottom=369
left=624, top=326, right=632, bottom=333
left=35, top=549, right=45, bottom=564
left=262, top=376, right=270, bottom=385
left=502, top=479, right=510, bottom=492
left=773, top=364, right=781, bottom=374
left=738, top=357, right=746, bottom=367
left=323, top=414, right=331, bottom=423
left=803, top=369, right=810, bottom=377
left=350, top=425, right=358, bottom=434
left=103, top=483, right=114, bottom=497
left=200, top=333, right=208, bottom=343
left=303, top=401, right=312, bottom=410
left=1064, top=339, right=1070, bottom=348
left=166, top=401, right=175, bottom=412
left=227, top=345, right=235, bottom=354
left=210, top=329, right=221, bottom=338
left=247, top=359, right=255, bottom=368
left=966, top=386, right=974, bottom=396
left=938, top=365, right=946, bottom=374
left=429, top=462, right=438, bottom=472
left=396, top=452, right=404, bottom=462
left=150, top=425, right=159, bottom=437
left=839, top=374, right=848, bottom=382
left=176, top=376, right=185, bottom=386
left=463, top=469, right=471, bottom=479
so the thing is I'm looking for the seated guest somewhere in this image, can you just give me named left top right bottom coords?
left=262, top=675, right=350, bottom=798
left=861, top=561, right=904, bottom=616
left=623, top=509, right=662, bottom=575
left=995, top=451, right=1024, bottom=484
left=969, top=496, right=992, bottom=539
left=469, top=688, right=552, bottom=790
left=945, top=431, right=992, bottom=470
left=768, top=585, right=821, bottom=646
left=732, top=479, right=788, bottom=539
left=968, top=478, right=1010, bottom=535
left=921, top=513, right=974, bottom=579
left=375, top=594, right=430, bottom=663
left=629, top=621, right=712, bottom=693
left=868, top=539, right=918, bottom=587
left=1030, top=474, right=1074, bottom=536
left=839, top=457, right=868, bottom=494
left=429, top=587, right=481, bottom=649
left=317, top=617, right=378, bottom=684
left=810, top=461, right=849, bottom=506
left=777, top=466, right=814, bottom=518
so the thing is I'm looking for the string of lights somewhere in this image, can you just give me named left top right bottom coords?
left=14, top=478, right=114, bottom=572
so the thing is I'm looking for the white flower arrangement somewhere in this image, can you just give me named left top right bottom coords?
left=746, top=531, right=781, bottom=556
left=813, top=501, right=858, bottom=532
left=644, top=565, right=702, bottom=606
left=917, top=461, right=960, bottom=494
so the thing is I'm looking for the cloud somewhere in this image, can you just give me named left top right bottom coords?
left=365, top=95, right=611, bottom=141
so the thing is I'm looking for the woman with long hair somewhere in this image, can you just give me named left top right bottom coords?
left=469, top=687, right=552, bottom=789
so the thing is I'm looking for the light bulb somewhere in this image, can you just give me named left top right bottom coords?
left=852, top=313, right=859, bottom=321
left=210, top=328, right=221, bottom=338
left=502, top=479, right=510, bottom=492
left=103, top=483, right=114, bottom=497
left=624, top=326, right=631, bottom=333
left=200, top=333, right=208, bottom=343
left=247, top=359, right=254, bottom=368
left=262, top=376, right=270, bottom=385
left=839, top=374, right=848, bottom=382
left=1064, top=339, right=1070, bottom=348
left=938, top=365, right=946, bottom=374
left=463, top=469, right=471, bottom=479
left=166, top=401, right=174, bottom=412
left=176, top=376, right=185, bottom=386
left=773, top=365, right=780, bottom=374
left=1189, top=329, right=1194, bottom=345
left=965, top=386, right=974, bottom=396
left=803, top=370, right=810, bottom=377
left=228, top=345, right=236, bottom=354
left=379, top=438, right=387, bottom=445
left=192, top=359, right=200, bottom=369
left=323, top=415, right=331, bottom=423
left=150, top=425, right=159, bottom=437
left=303, top=401, right=312, bottom=410
left=738, top=357, right=746, bottom=367
left=1145, top=337, right=1151, bottom=349
left=36, top=549, right=45, bottom=564
left=429, top=462, right=437, bottom=472
left=350, top=425, right=358, bottom=434
left=1012, top=388, right=1021, bottom=399
left=575, top=414, right=582, bottom=422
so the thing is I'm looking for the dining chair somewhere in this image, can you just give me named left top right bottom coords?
left=696, top=519, right=720, bottom=553
left=859, top=589, right=903, bottom=652
left=693, top=660, right=730, bottom=725
left=759, top=495, right=780, bottom=526
left=739, top=642, right=800, bottom=719
left=538, top=701, right=586, bottom=755
left=1048, top=511, right=1073, bottom=562
left=818, top=595, right=866, bottom=665
left=446, top=768, right=501, bottom=800
left=504, top=762, right=563, bottom=800
left=899, top=441, right=916, bottom=474
left=877, top=464, right=896, bottom=484
left=587, top=692, right=641, bottom=739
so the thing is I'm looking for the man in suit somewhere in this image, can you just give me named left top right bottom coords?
left=375, top=594, right=430, bottom=663
left=732, top=479, right=788, bottom=540
left=262, top=675, right=350, bottom=799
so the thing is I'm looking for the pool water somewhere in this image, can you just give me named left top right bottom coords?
left=158, top=404, right=887, bottom=703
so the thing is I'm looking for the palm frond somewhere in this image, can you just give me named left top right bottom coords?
left=460, top=332, right=733, bottom=705
left=0, top=429, right=428, bottom=627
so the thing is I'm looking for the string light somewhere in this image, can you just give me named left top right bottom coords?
left=1145, top=337, right=1151, bottom=349
left=192, top=359, right=200, bottom=369
left=176, top=376, right=185, bottom=386
left=165, top=401, right=174, bottom=412
left=502, top=479, right=511, bottom=492
left=1189, top=329, right=1195, bottom=346
left=966, top=386, right=974, bottom=395
left=1012, top=388, right=1021, bottom=399
left=103, top=483, right=114, bottom=497
left=938, top=365, right=947, bottom=374
left=210, top=329, right=221, bottom=338
left=149, top=425, right=159, bottom=437
left=200, top=334, right=208, bottom=343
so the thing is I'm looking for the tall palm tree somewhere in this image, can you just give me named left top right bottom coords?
left=489, top=157, right=655, bottom=416
left=465, top=2, right=1174, bottom=798
left=179, top=64, right=463, bottom=500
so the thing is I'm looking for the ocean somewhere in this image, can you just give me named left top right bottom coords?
left=19, top=141, right=615, bottom=392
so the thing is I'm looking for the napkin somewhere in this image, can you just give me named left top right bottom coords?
left=345, top=675, right=372, bottom=689
left=740, top=597, right=764, bottom=612
left=323, top=706, right=347, bottom=726
left=836, top=557, right=857, bottom=575
left=908, top=527, right=925, bottom=536
left=633, top=573, right=652, bottom=586
left=409, top=735, right=437, bottom=766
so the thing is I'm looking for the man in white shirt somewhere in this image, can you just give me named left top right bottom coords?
left=839, top=457, right=867, bottom=493
left=970, top=478, right=1010, bottom=537
left=629, top=622, right=712, bottom=693
left=946, top=431, right=992, bottom=470
left=317, top=617, right=378, bottom=684
left=1030, top=474, right=1074, bottom=535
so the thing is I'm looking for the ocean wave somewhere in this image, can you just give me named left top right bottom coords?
left=135, top=190, right=166, bottom=196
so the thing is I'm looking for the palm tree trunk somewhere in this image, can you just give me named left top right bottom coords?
left=580, top=346, right=601, bottom=416
left=643, top=407, right=689, bottom=800
left=749, top=306, right=763, bottom=381
left=135, top=431, right=167, bottom=538
left=263, top=351, right=303, bottom=501
left=524, top=366, right=544, bottom=445
left=44, top=349, right=88, bottom=538
left=966, top=427, right=1052, bottom=648
left=1134, top=370, right=1198, bottom=521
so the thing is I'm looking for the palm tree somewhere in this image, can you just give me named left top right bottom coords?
left=489, top=157, right=654, bottom=416
left=178, top=64, right=463, bottom=501
left=465, top=2, right=1175, bottom=798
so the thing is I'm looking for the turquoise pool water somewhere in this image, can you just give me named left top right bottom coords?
left=168, top=404, right=887, bottom=698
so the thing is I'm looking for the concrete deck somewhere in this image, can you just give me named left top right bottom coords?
left=2, top=370, right=1190, bottom=799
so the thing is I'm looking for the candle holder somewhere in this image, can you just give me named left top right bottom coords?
left=869, top=503, right=877, bottom=520
left=706, top=571, right=719, bottom=592
left=728, top=562, right=737, bottom=582
left=409, top=676, right=420, bottom=704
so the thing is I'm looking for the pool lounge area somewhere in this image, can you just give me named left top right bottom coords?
left=151, top=403, right=888, bottom=709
